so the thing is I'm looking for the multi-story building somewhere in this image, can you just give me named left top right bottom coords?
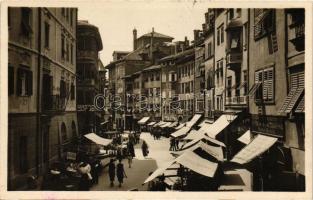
left=105, top=28, right=173, bottom=130
left=76, top=20, right=103, bottom=135
left=248, top=9, right=305, bottom=191
left=203, top=9, right=215, bottom=119
left=8, top=7, right=77, bottom=190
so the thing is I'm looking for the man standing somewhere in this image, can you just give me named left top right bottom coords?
left=108, top=159, right=116, bottom=187
left=116, top=159, right=127, bottom=187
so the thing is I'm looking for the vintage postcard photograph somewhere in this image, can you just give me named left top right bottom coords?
left=0, top=0, right=312, bottom=199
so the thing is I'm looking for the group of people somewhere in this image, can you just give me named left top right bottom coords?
left=108, top=159, right=128, bottom=187
left=147, top=174, right=171, bottom=191
left=151, top=128, right=162, bottom=140
left=169, top=138, right=180, bottom=151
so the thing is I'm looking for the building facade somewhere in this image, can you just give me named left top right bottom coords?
left=8, top=7, right=77, bottom=190
left=76, top=20, right=103, bottom=135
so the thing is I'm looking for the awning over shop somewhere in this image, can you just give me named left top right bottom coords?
left=186, top=114, right=202, bottom=128
left=231, top=134, right=278, bottom=164
left=170, top=126, right=191, bottom=138
left=175, top=123, right=185, bottom=130
left=168, top=121, right=178, bottom=128
left=198, top=119, right=214, bottom=127
left=100, top=121, right=109, bottom=125
left=84, top=133, right=112, bottom=146
left=138, top=117, right=150, bottom=125
left=176, top=151, right=218, bottom=178
left=237, top=130, right=252, bottom=145
left=160, top=122, right=173, bottom=128
left=147, top=122, right=156, bottom=126
left=204, top=114, right=237, bottom=138
left=173, top=140, right=224, bottom=161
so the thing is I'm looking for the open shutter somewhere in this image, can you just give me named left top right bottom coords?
left=263, top=68, right=274, bottom=100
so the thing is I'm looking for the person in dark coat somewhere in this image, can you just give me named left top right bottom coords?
left=141, top=141, right=149, bottom=157
left=175, top=139, right=179, bottom=151
left=108, top=159, right=116, bottom=187
left=127, top=141, right=135, bottom=158
left=116, top=159, right=127, bottom=187
left=155, top=174, right=171, bottom=191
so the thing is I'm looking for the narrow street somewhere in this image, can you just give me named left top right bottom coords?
left=91, top=132, right=172, bottom=191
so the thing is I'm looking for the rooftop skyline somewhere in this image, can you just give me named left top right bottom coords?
left=77, top=1, right=208, bottom=66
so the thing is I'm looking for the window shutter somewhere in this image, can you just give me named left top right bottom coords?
left=26, top=70, right=33, bottom=96
left=17, top=68, right=23, bottom=96
left=263, top=68, right=274, bottom=100
left=291, top=71, right=304, bottom=90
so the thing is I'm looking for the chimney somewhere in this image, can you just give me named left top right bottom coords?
left=150, top=27, right=154, bottom=62
left=184, top=36, right=189, bottom=47
left=133, top=28, right=137, bottom=50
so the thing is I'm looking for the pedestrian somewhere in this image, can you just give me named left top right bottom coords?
left=175, top=139, right=179, bottom=151
left=127, top=141, right=135, bottom=158
left=108, top=159, right=116, bottom=187
left=169, top=138, right=174, bottom=151
left=141, top=141, right=149, bottom=157
left=127, top=152, right=133, bottom=168
left=155, top=174, right=171, bottom=191
left=116, top=159, right=127, bottom=187
left=147, top=172, right=156, bottom=191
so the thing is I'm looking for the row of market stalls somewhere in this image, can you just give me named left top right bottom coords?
left=139, top=113, right=282, bottom=191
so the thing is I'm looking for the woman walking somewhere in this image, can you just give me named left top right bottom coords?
left=141, top=141, right=149, bottom=157
left=127, top=152, right=133, bottom=168
left=108, top=159, right=116, bottom=187
left=116, top=159, right=127, bottom=187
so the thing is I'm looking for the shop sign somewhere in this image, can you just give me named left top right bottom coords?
left=251, top=115, right=285, bottom=138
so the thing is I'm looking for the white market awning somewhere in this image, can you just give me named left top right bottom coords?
left=182, top=133, right=226, bottom=149
left=204, top=114, right=237, bottom=138
left=175, top=123, right=185, bottom=130
left=231, top=134, right=278, bottom=164
left=171, top=126, right=191, bottom=138
left=160, top=122, right=173, bottom=128
left=168, top=121, right=178, bottom=128
left=237, top=130, right=252, bottom=145
left=172, top=141, right=224, bottom=162
left=153, top=121, right=166, bottom=127
left=183, top=129, right=206, bottom=140
left=176, top=150, right=218, bottom=178
left=186, top=114, right=202, bottom=128
left=198, top=119, right=214, bottom=127
left=143, top=160, right=176, bottom=184
left=147, top=122, right=156, bottom=126
left=138, top=117, right=150, bottom=125
left=84, top=133, right=112, bottom=146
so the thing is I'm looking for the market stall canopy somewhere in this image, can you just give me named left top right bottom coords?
left=182, top=131, right=226, bottom=148
left=198, top=119, right=214, bottom=127
left=204, top=114, right=238, bottom=138
left=172, top=140, right=224, bottom=161
left=84, top=133, right=112, bottom=146
left=147, top=122, right=156, bottom=126
left=100, top=121, right=109, bottom=125
left=218, top=169, right=253, bottom=191
left=237, top=130, right=252, bottom=145
left=168, top=121, right=178, bottom=128
left=183, top=129, right=206, bottom=141
left=138, top=117, right=150, bottom=125
left=170, top=126, right=191, bottom=138
left=175, top=123, right=185, bottom=130
left=175, top=150, right=218, bottom=178
left=186, top=114, right=202, bottom=128
left=153, top=121, right=166, bottom=127
left=231, top=134, right=278, bottom=164
left=143, top=160, right=176, bottom=184
left=160, top=122, right=173, bottom=128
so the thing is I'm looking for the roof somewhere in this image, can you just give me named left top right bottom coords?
left=138, top=31, right=174, bottom=40
left=142, top=65, right=161, bottom=72
left=113, top=51, right=131, bottom=56
left=123, top=46, right=146, bottom=61
left=161, top=48, right=195, bottom=62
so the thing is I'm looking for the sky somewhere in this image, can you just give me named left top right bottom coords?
left=77, top=1, right=209, bottom=66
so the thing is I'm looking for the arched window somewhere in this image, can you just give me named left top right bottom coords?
left=61, top=122, right=67, bottom=141
left=71, top=121, right=77, bottom=137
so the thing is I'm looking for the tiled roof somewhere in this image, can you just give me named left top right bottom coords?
left=139, top=31, right=174, bottom=40
left=143, top=65, right=161, bottom=71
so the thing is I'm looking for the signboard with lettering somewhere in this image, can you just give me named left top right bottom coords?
left=67, top=152, right=77, bottom=161
left=251, top=115, right=285, bottom=138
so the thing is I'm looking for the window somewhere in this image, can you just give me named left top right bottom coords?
left=227, top=76, right=232, bottom=97
left=71, top=121, right=77, bottom=137
left=217, top=29, right=220, bottom=46
left=237, top=8, right=242, bottom=17
left=66, top=42, right=70, bottom=61
left=156, top=73, right=160, bottom=81
left=17, top=67, right=33, bottom=96
left=44, top=22, right=50, bottom=48
left=220, top=60, right=224, bottom=81
left=61, top=122, right=68, bottom=142
left=61, top=34, right=65, bottom=59
left=244, top=23, right=248, bottom=50
left=254, top=67, right=274, bottom=102
left=70, top=43, right=73, bottom=64
left=71, top=83, right=75, bottom=100
left=208, top=42, right=212, bottom=57
left=70, top=9, right=73, bottom=26
left=254, top=9, right=275, bottom=40
left=61, top=8, right=65, bottom=16
left=221, top=25, right=224, bottom=43
left=21, top=7, right=32, bottom=37
left=243, top=70, right=248, bottom=95
left=229, top=9, right=234, bottom=20
left=9, top=66, right=14, bottom=95
left=60, top=79, right=66, bottom=98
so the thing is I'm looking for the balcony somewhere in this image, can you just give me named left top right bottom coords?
left=77, top=50, right=98, bottom=60
left=42, top=95, right=66, bottom=112
left=226, top=52, right=242, bottom=71
left=225, top=96, right=247, bottom=106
